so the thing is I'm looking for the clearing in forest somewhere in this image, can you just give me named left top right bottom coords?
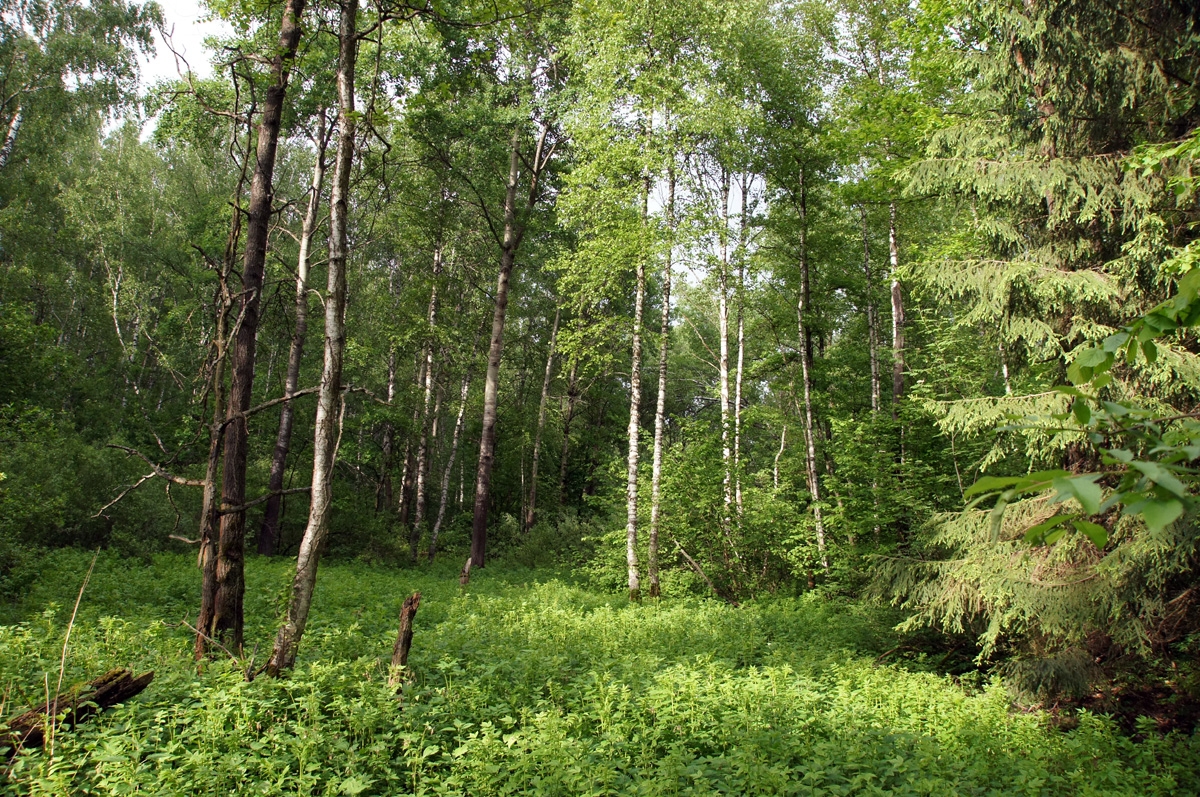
left=0, top=551, right=1196, bottom=795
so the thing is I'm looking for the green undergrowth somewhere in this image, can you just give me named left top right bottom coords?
left=1, top=550, right=1196, bottom=795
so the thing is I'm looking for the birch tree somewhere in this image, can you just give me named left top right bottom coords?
left=267, top=0, right=357, bottom=675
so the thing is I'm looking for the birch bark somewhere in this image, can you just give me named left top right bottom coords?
left=647, top=167, right=675, bottom=599
left=796, top=169, right=827, bottom=571
left=626, top=248, right=645, bottom=602
left=717, top=170, right=733, bottom=536
left=557, top=359, right=580, bottom=505
left=889, top=201, right=904, bottom=411
left=412, top=249, right=443, bottom=558
left=259, top=119, right=327, bottom=556
left=267, top=0, right=356, bottom=675
left=525, top=304, right=559, bottom=531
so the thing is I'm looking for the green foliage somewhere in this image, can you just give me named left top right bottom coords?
left=880, top=0, right=1200, bottom=705
left=2, top=553, right=1197, bottom=795
left=4, top=0, right=1199, bottom=762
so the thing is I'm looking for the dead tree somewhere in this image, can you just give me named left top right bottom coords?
left=2, top=669, right=153, bottom=755
left=388, top=592, right=421, bottom=687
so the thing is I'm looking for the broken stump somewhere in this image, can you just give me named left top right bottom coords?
left=388, top=592, right=421, bottom=687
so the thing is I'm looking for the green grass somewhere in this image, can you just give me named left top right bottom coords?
left=1, top=550, right=1196, bottom=795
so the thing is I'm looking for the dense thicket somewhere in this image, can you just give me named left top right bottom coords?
left=1, top=0, right=1198, bottom=716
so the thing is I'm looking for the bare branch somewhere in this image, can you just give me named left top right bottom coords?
left=93, top=472, right=156, bottom=518
left=217, top=386, right=321, bottom=434
left=217, top=486, right=310, bottom=515
left=107, top=446, right=206, bottom=487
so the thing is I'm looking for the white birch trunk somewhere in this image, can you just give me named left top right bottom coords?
left=267, top=0, right=356, bottom=675
left=525, top=304, right=559, bottom=531
left=796, top=170, right=827, bottom=571
left=260, top=119, right=327, bottom=555
left=862, top=207, right=880, bottom=414
left=412, top=247, right=443, bottom=557
left=430, top=363, right=474, bottom=561
left=626, top=254, right=646, bottom=602
left=0, top=106, right=22, bottom=169
left=717, top=170, right=733, bottom=535
left=648, top=167, right=675, bottom=599
left=889, top=201, right=904, bottom=412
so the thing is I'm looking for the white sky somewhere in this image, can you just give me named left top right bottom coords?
left=140, top=0, right=231, bottom=85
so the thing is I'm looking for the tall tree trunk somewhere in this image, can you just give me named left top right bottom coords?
left=411, top=282, right=441, bottom=559
left=862, top=207, right=880, bottom=414
left=889, top=201, right=904, bottom=412
left=194, top=278, right=231, bottom=660
left=397, top=415, right=417, bottom=526
left=397, top=349, right=423, bottom=530
left=773, top=425, right=786, bottom=490
left=212, top=0, right=307, bottom=653
left=717, top=170, right=733, bottom=536
left=267, top=0, right=356, bottom=675
left=626, top=245, right=646, bottom=603
left=796, top=169, right=828, bottom=571
left=888, top=202, right=906, bottom=544
left=376, top=347, right=397, bottom=512
left=259, top=118, right=328, bottom=556
left=429, top=362, right=474, bottom=561
left=194, top=131, right=250, bottom=659
left=558, top=358, right=580, bottom=506
left=412, top=246, right=444, bottom=554
left=734, top=173, right=749, bottom=517
left=999, top=341, right=1013, bottom=395
left=470, top=138, right=522, bottom=569
left=525, top=304, right=559, bottom=531
left=469, top=124, right=550, bottom=568
left=861, top=207, right=881, bottom=540
left=648, top=166, right=675, bottom=600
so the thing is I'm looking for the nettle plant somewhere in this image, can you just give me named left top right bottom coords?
left=970, top=132, right=1200, bottom=547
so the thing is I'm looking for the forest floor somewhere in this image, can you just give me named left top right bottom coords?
left=1, top=550, right=1197, bottom=796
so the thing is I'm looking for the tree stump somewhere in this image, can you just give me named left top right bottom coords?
left=388, top=592, right=421, bottom=687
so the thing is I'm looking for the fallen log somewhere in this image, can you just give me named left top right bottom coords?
left=2, top=668, right=153, bottom=753
left=388, top=592, right=421, bottom=687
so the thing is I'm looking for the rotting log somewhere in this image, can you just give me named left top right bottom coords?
left=2, top=668, right=153, bottom=753
left=388, top=592, right=421, bottom=687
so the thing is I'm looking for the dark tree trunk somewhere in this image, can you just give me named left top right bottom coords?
left=469, top=237, right=515, bottom=568
left=196, top=201, right=241, bottom=660
left=388, top=592, right=421, bottom=686
left=212, top=0, right=307, bottom=654
left=470, top=124, right=552, bottom=568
